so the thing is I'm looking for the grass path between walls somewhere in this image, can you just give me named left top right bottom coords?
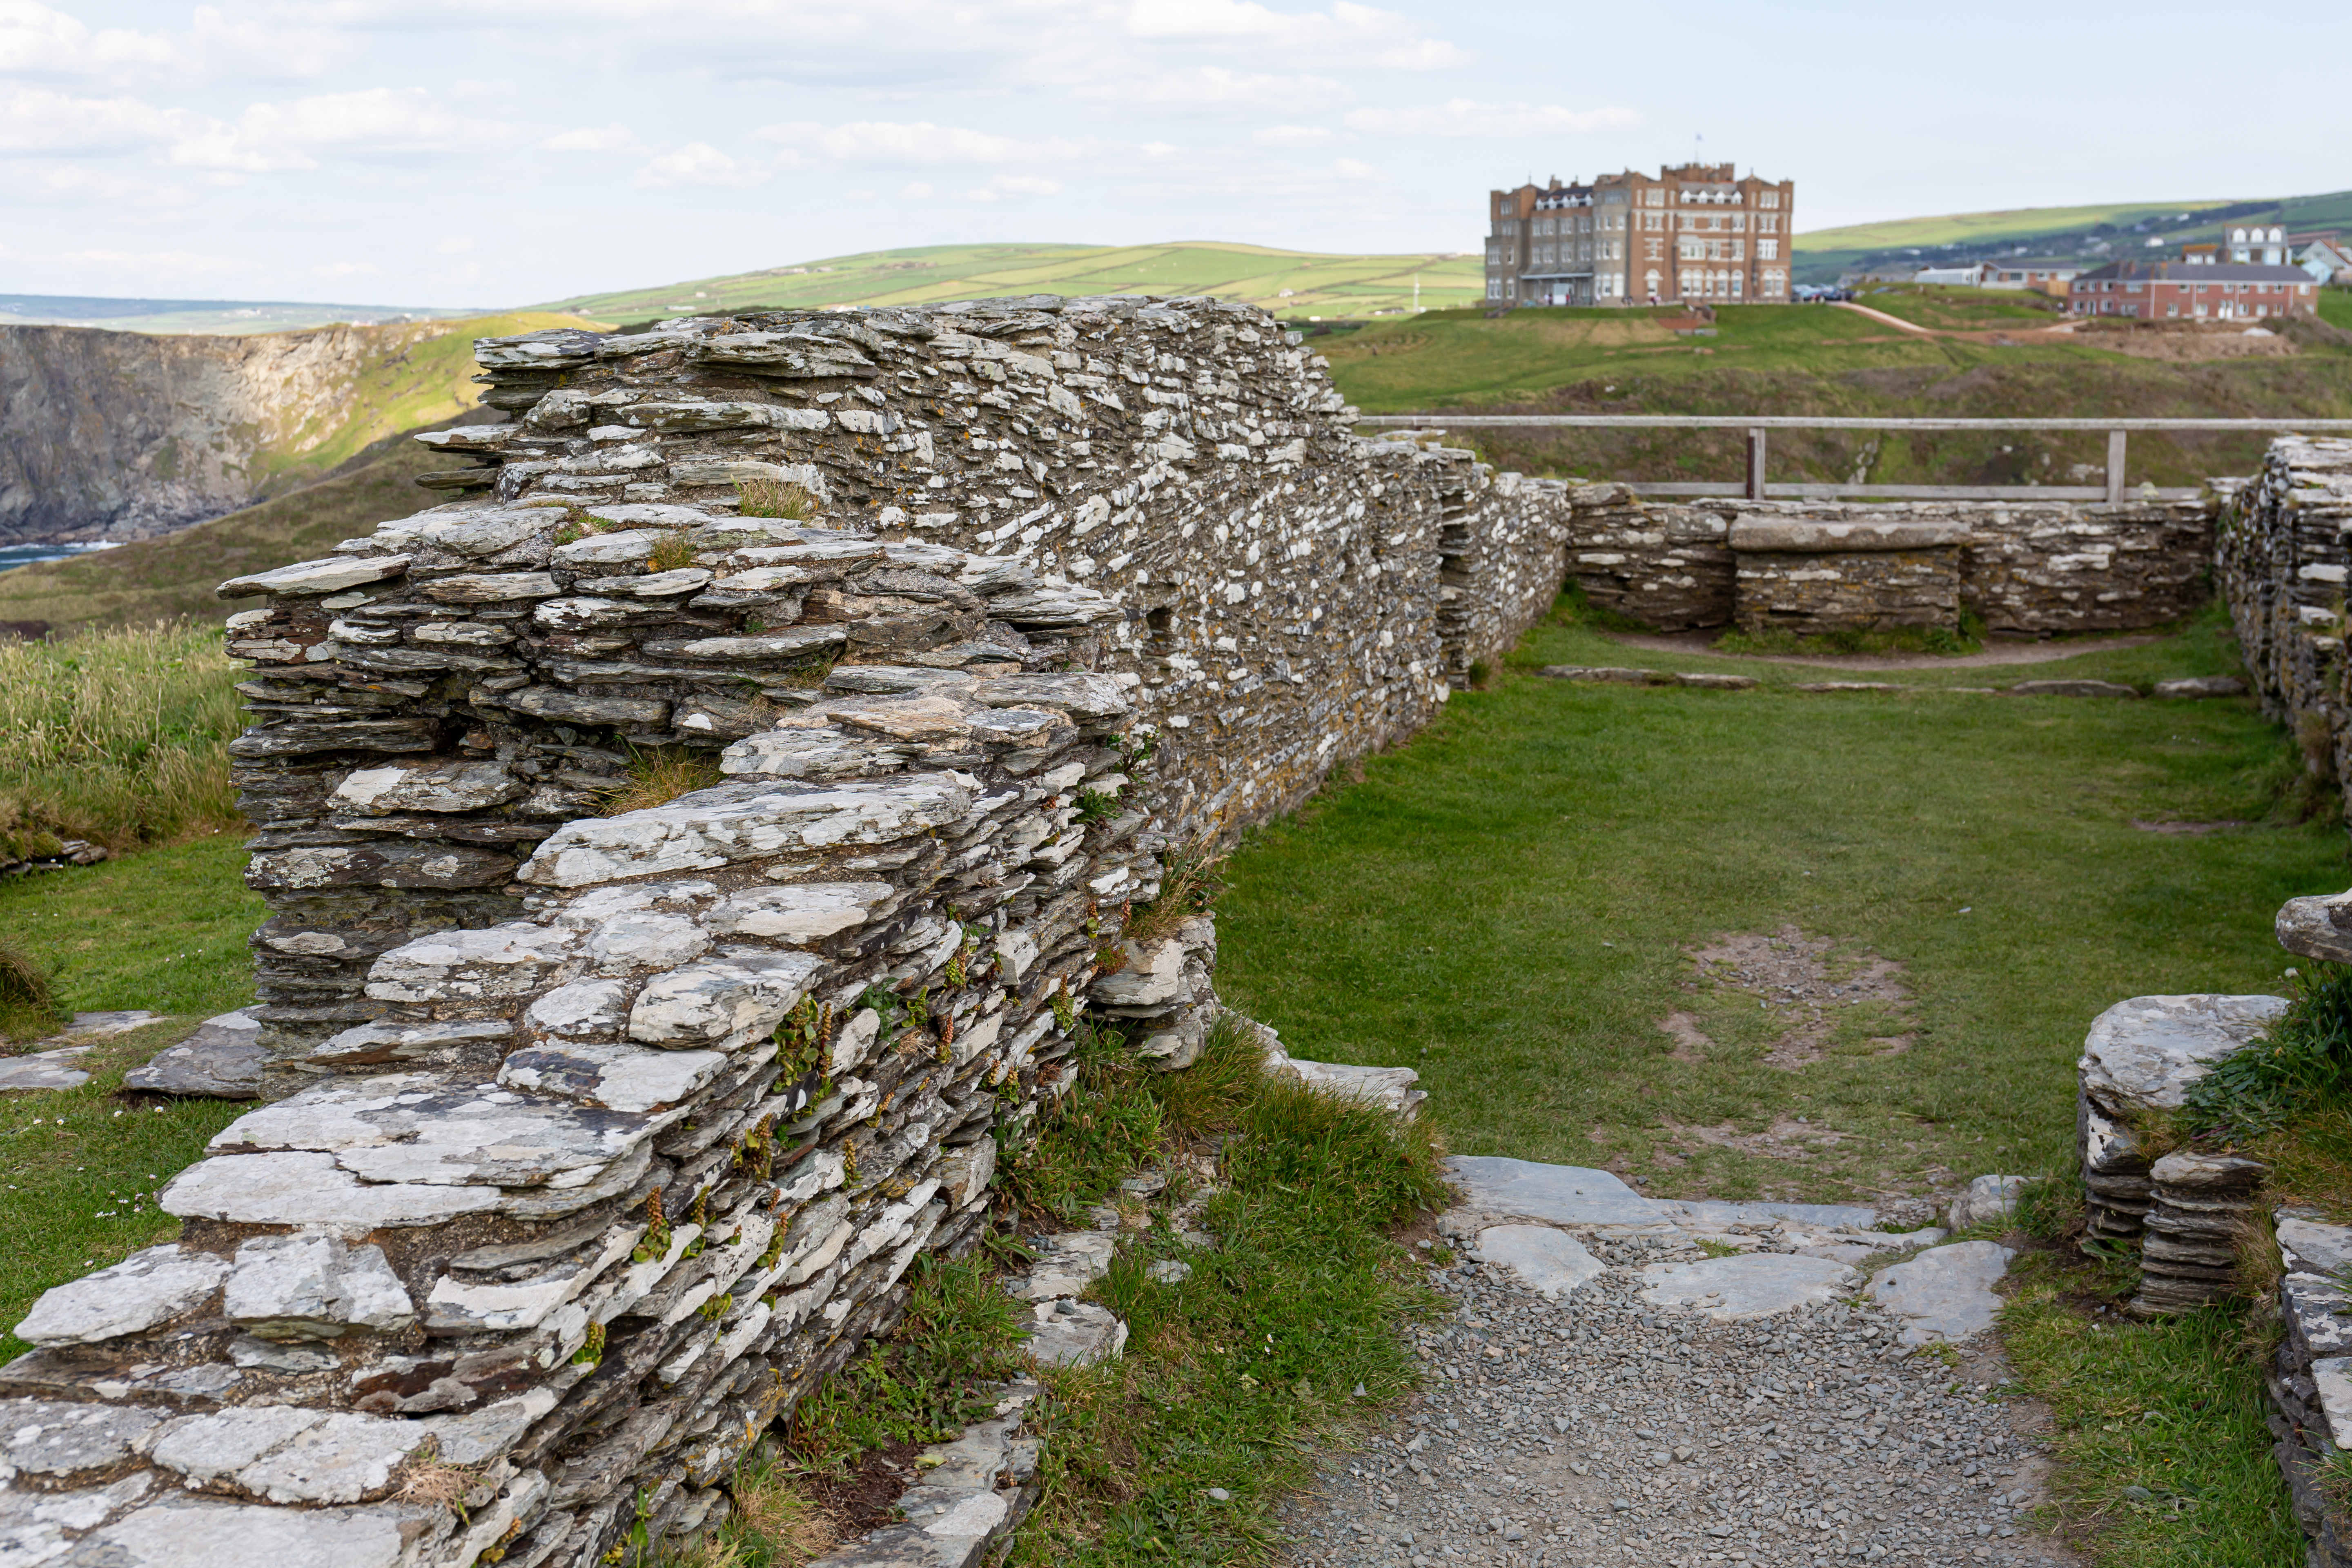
left=1210, top=602, right=2337, bottom=1566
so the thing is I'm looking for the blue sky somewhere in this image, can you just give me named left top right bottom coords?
left=4, top=0, right=2348, bottom=307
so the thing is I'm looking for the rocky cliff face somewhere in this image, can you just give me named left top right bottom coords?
left=0, top=319, right=481, bottom=546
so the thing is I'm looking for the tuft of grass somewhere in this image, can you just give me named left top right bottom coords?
left=648, top=530, right=700, bottom=572
left=0, top=942, right=65, bottom=1043
left=0, top=621, right=244, bottom=854
left=739, top=480, right=818, bottom=521
left=600, top=746, right=725, bottom=816
left=2180, top=962, right=2352, bottom=1143
left=1124, top=846, right=1225, bottom=947
left=2002, top=1252, right=2301, bottom=1567
left=1005, top=1029, right=1445, bottom=1566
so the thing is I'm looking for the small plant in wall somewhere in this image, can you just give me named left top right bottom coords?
left=645, top=530, right=698, bottom=572
left=632, top=1189, right=673, bottom=1264
left=738, top=478, right=817, bottom=520
left=773, top=996, right=837, bottom=1078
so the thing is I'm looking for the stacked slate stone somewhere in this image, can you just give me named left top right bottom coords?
left=1558, top=495, right=2214, bottom=638
left=1561, top=488, right=1734, bottom=631
left=2074, top=993, right=2286, bottom=1253
left=2129, top=1151, right=2268, bottom=1317
left=426, top=297, right=1560, bottom=842
left=2214, top=437, right=2352, bottom=745
left=2264, top=1212, right=2352, bottom=1567
left=0, top=503, right=1165, bottom=1567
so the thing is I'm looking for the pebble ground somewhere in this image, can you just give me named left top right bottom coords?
left=1277, top=1236, right=2078, bottom=1568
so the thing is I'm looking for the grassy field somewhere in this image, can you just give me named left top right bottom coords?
left=541, top=241, right=1483, bottom=325
left=1214, top=604, right=2337, bottom=1203
left=0, top=833, right=265, bottom=1359
left=1320, top=299, right=2352, bottom=487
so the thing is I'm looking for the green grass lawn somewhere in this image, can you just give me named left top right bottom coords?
left=1213, top=607, right=2340, bottom=1204
left=0, top=834, right=264, bottom=1359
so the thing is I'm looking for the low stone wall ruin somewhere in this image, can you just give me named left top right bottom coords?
left=1569, top=493, right=2213, bottom=637
left=0, top=297, right=1576, bottom=1568
left=2216, top=437, right=2352, bottom=806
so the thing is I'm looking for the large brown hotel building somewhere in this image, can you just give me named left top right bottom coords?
left=1486, top=162, right=1795, bottom=307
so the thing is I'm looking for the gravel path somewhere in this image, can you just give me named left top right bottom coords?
left=1276, top=1234, right=2076, bottom=1568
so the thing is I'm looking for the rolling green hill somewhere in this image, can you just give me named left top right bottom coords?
left=1795, top=189, right=2352, bottom=284
left=540, top=241, right=1484, bottom=325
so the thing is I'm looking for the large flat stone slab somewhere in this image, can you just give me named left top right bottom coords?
left=2079, top=993, right=2287, bottom=1114
left=161, top=1151, right=510, bottom=1228
left=124, top=1009, right=265, bottom=1099
left=1637, top=1254, right=1859, bottom=1321
left=1866, top=1240, right=2015, bottom=1344
left=0, top=1045, right=93, bottom=1094
left=75, top=1494, right=434, bottom=1566
left=1446, top=1157, right=1670, bottom=1236
left=207, top=1072, right=662, bottom=1187
left=2279, top=1215, right=2352, bottom=1278
left=1018, top=1302, right=1127, bottom=1367
left=14, top=1244, right=229, bottom=1346
left=1473, top=1225, right=1605, bottom=1300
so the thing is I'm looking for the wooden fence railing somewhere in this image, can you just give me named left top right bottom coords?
left=1352, top=414, right=2352, bottom=503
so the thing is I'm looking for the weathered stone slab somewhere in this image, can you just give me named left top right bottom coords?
left=521, top=775, right=970, bottom=887
left=1638, top=1254, right=1858, bottom=1321
left=707, top=881, right=896, bottom=942
left=0, top=1398, right=166, bottom=1475
left=124, top=1009, right=265, bottom=1099
left=971, top=673, right=1129, bottom=721
left=0, top=1045, right=94, bottom=1094
left=1729, top=519, right=1969, bottom=552
left=2078, top=993, right=2287, bottom=1114
left=207, top=1073, right=659, bottom=1188
left=217, top=555, right=410, bottom=599
left=307, top=1017, right=514, bottom=1069
left=2154, top=675, right=2247, bottom=698
left=498, top=1040, right=730, bottom=1112
left=363, top=923, right=580, bottom=1004
left=1472, top=1225, right=1605, bottom=1299
left=14, top=1245, right=229, bottom=1345
left=151, top=1407, right=430, bottom=1503
left=1651, top=1198, right=1879, bottom=1232
left=333, top=760, right=523, bottom=814
left=2278, top=891, right=2352, bottom=964
left=1006, top=1231, right=1116, bottom=1301
left=1446, top=1157, right=1670, bottom=1236
left=223, top=1232, right=415, bottom=1339
left=627, top=950, right=826, bottom=1045
left=161, top=1151, right=510, bottom=1227
left=1019, top=1301, right=1127, bottom=1367
left=2279, top=1216, right=2352, bottom=1277
left=1866, top=1241, right=2015, bottom=1344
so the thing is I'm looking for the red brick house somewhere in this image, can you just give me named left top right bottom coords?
left=2067, top=258, right=2318, bottom=320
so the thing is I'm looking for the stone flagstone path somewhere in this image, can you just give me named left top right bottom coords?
left=1276, top=1159, right=2072, bottom=1568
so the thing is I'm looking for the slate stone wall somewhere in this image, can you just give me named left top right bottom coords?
left=1565, top=496, right=2214, bottom=637
left=0, top=298, right=1586, bottom=1568
left=2216, top=438, right=2352, bottom=807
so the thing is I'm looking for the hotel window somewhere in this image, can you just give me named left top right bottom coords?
left=1759, top=239, right=1779, bottom=261
left=1760, top=191, right=1780, bottom=209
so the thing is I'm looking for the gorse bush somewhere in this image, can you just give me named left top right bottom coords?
left=2182, top=962, right=2352, bottom=1141
left=0, top=621, right=243, bottom=854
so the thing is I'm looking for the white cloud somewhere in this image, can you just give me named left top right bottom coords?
left=969, top=173, right=1060, bottom=200
left=757, top=119, right=1086, bottom=169
left=540, top=122, right=640, bottom=154
left=1124, top=0, right=1464, bottom=66
left=0, top=86, right=194, bottom=156
left=437, top=234, right=474, bottom=253
left=0, top=2, right=344, bottom=88
left=1334, top=156, right=1376, bottom=180
left=166, top=88, right=510, bottom=172
left=633, top=141, right=764, bottom=188
left=1341, top=100, right=1639, bottom=138
left=312, top=259, right=380, bottom=276
left=1074, top=65, right=1350, bottom=114
left=1253, top=124, right=1336, bottom=148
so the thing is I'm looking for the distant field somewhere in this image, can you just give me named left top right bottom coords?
left=1316, top=295, right=2352, bottom=489
left=1796, top=200, right=2235, bottom=257
left=541, top=241, right=1484, bottom=324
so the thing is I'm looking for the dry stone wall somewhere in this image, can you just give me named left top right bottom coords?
left=0, top=298, right=1580, bottom=1568
left=2216, top=437, right=2352, bottom=803
left=1566, top=496, right=2213, bottom=637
